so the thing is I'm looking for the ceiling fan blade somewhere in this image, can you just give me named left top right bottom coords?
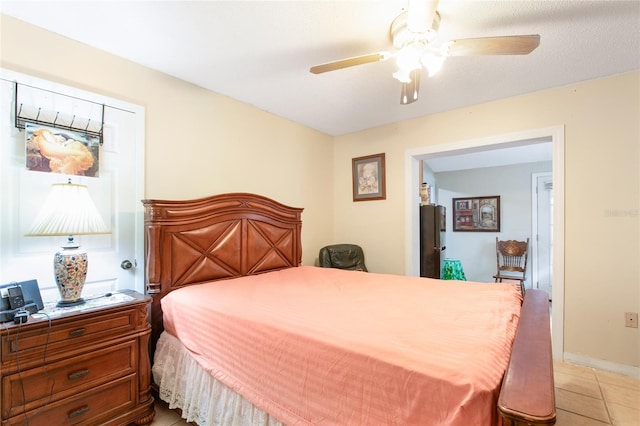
left=407, top=0, right=439, bottom=34
left=446, top=35, right=540, bottom=56
left=309, top=53, right=388, bottom=74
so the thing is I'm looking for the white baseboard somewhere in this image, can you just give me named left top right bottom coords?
left=563, top=352, right=640, bottom=378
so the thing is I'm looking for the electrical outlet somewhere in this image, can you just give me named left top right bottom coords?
left=625, top=312, right=638, bottom=328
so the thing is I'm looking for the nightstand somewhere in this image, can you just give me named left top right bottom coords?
left=0, top=290, right=154, bottom=425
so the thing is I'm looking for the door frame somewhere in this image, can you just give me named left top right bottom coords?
left=0, top=68, right=146, bottom=294
left=404, top=125, right=565, bottom=360
left=531, top=172, right=553, bottom=296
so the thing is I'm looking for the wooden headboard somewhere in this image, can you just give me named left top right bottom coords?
left=142, top=193, right=303, bottom=354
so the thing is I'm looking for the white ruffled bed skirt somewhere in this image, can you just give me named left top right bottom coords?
left=152, top=332, right=284, bottom=426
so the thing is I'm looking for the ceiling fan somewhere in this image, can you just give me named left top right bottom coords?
left=309, top=0, right=540, bottom=105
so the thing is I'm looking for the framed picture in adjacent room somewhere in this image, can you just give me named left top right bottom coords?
left=452, top=195, right=500, bottom=231
left=352, top=153, right=386, bottom=201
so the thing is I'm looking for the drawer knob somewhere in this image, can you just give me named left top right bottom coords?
left=68, top=405, right=89, bottom=419
left=69, top=328, right=86, bottom=337
left=68, top=369, right=90, bottom=380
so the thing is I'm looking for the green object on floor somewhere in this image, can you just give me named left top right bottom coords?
left=442, top=259, right=467, bottom=280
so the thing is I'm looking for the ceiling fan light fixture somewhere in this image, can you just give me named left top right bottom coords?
left=390, top=10, right=441, bottom=50
left=395, top=42, right=424, bottom=77
left=393, top=69, right=413, bottom=83
left=310, top=0, right=540, bottom=107
left=421, top=48, right=446, bottom=77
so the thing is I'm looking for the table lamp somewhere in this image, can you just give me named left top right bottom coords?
left=26, top=180, right=110, bottom=306
left=441, top=258, right=467, bottom=281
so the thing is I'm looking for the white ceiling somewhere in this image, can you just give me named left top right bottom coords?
left=2, top=0, right=638, bottom=139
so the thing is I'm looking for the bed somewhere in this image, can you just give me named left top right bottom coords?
left=143, top=193, right=556, bottom=426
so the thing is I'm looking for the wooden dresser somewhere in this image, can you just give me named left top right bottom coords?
left=0, top=290, right=154, bottom=426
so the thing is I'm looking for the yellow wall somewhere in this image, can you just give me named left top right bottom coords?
left=2, top=14, right=638, bottom=369
left=334, top=72, right=639, bottom=368
left=0, top=14, right=335, bottom=266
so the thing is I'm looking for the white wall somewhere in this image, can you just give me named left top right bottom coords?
left=435, top=161, right=552, bottom=283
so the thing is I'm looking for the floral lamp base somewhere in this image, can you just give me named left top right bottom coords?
left=441, top=259, right=467, bottom=281
left=54, top=247, right=88, bottom=307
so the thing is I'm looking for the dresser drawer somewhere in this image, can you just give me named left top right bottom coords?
left=2, top=340, right=136, bottom=419
left=1, top=309, right=139, bottom=363
left=4, top=375, right=136, bottom=426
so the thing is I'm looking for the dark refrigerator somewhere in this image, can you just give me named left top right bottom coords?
left=420, top=204, right=447, bottom=278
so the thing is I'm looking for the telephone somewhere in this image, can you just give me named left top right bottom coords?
left=0, top=280, right=44, bottom=322
left=7, top=286, right=25, bottom=309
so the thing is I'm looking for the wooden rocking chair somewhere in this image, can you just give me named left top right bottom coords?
left=494, top=237, right=529, bottom=296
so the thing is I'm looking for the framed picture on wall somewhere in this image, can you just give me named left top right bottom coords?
left=352, top=153, right=386, bottom=201
left=452, top=195, right=500, bottom=232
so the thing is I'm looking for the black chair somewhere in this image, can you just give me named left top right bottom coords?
left=318, top=244, right=368, bottom=272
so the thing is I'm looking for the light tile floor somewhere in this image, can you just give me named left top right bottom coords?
left=554, top=361, right=639, bottom=426
left=150, top=361, right=640, bottom=425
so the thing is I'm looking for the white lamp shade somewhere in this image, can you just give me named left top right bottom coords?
left=27, top=182, right=110, bottom=236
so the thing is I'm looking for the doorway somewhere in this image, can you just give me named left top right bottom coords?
left=404, top=126, right=565, bottom=359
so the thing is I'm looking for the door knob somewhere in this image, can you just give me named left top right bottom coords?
left=121, top=260, right=134, bottom=270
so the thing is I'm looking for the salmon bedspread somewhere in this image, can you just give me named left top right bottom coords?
left=161, top=266, right=522, bottom=426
